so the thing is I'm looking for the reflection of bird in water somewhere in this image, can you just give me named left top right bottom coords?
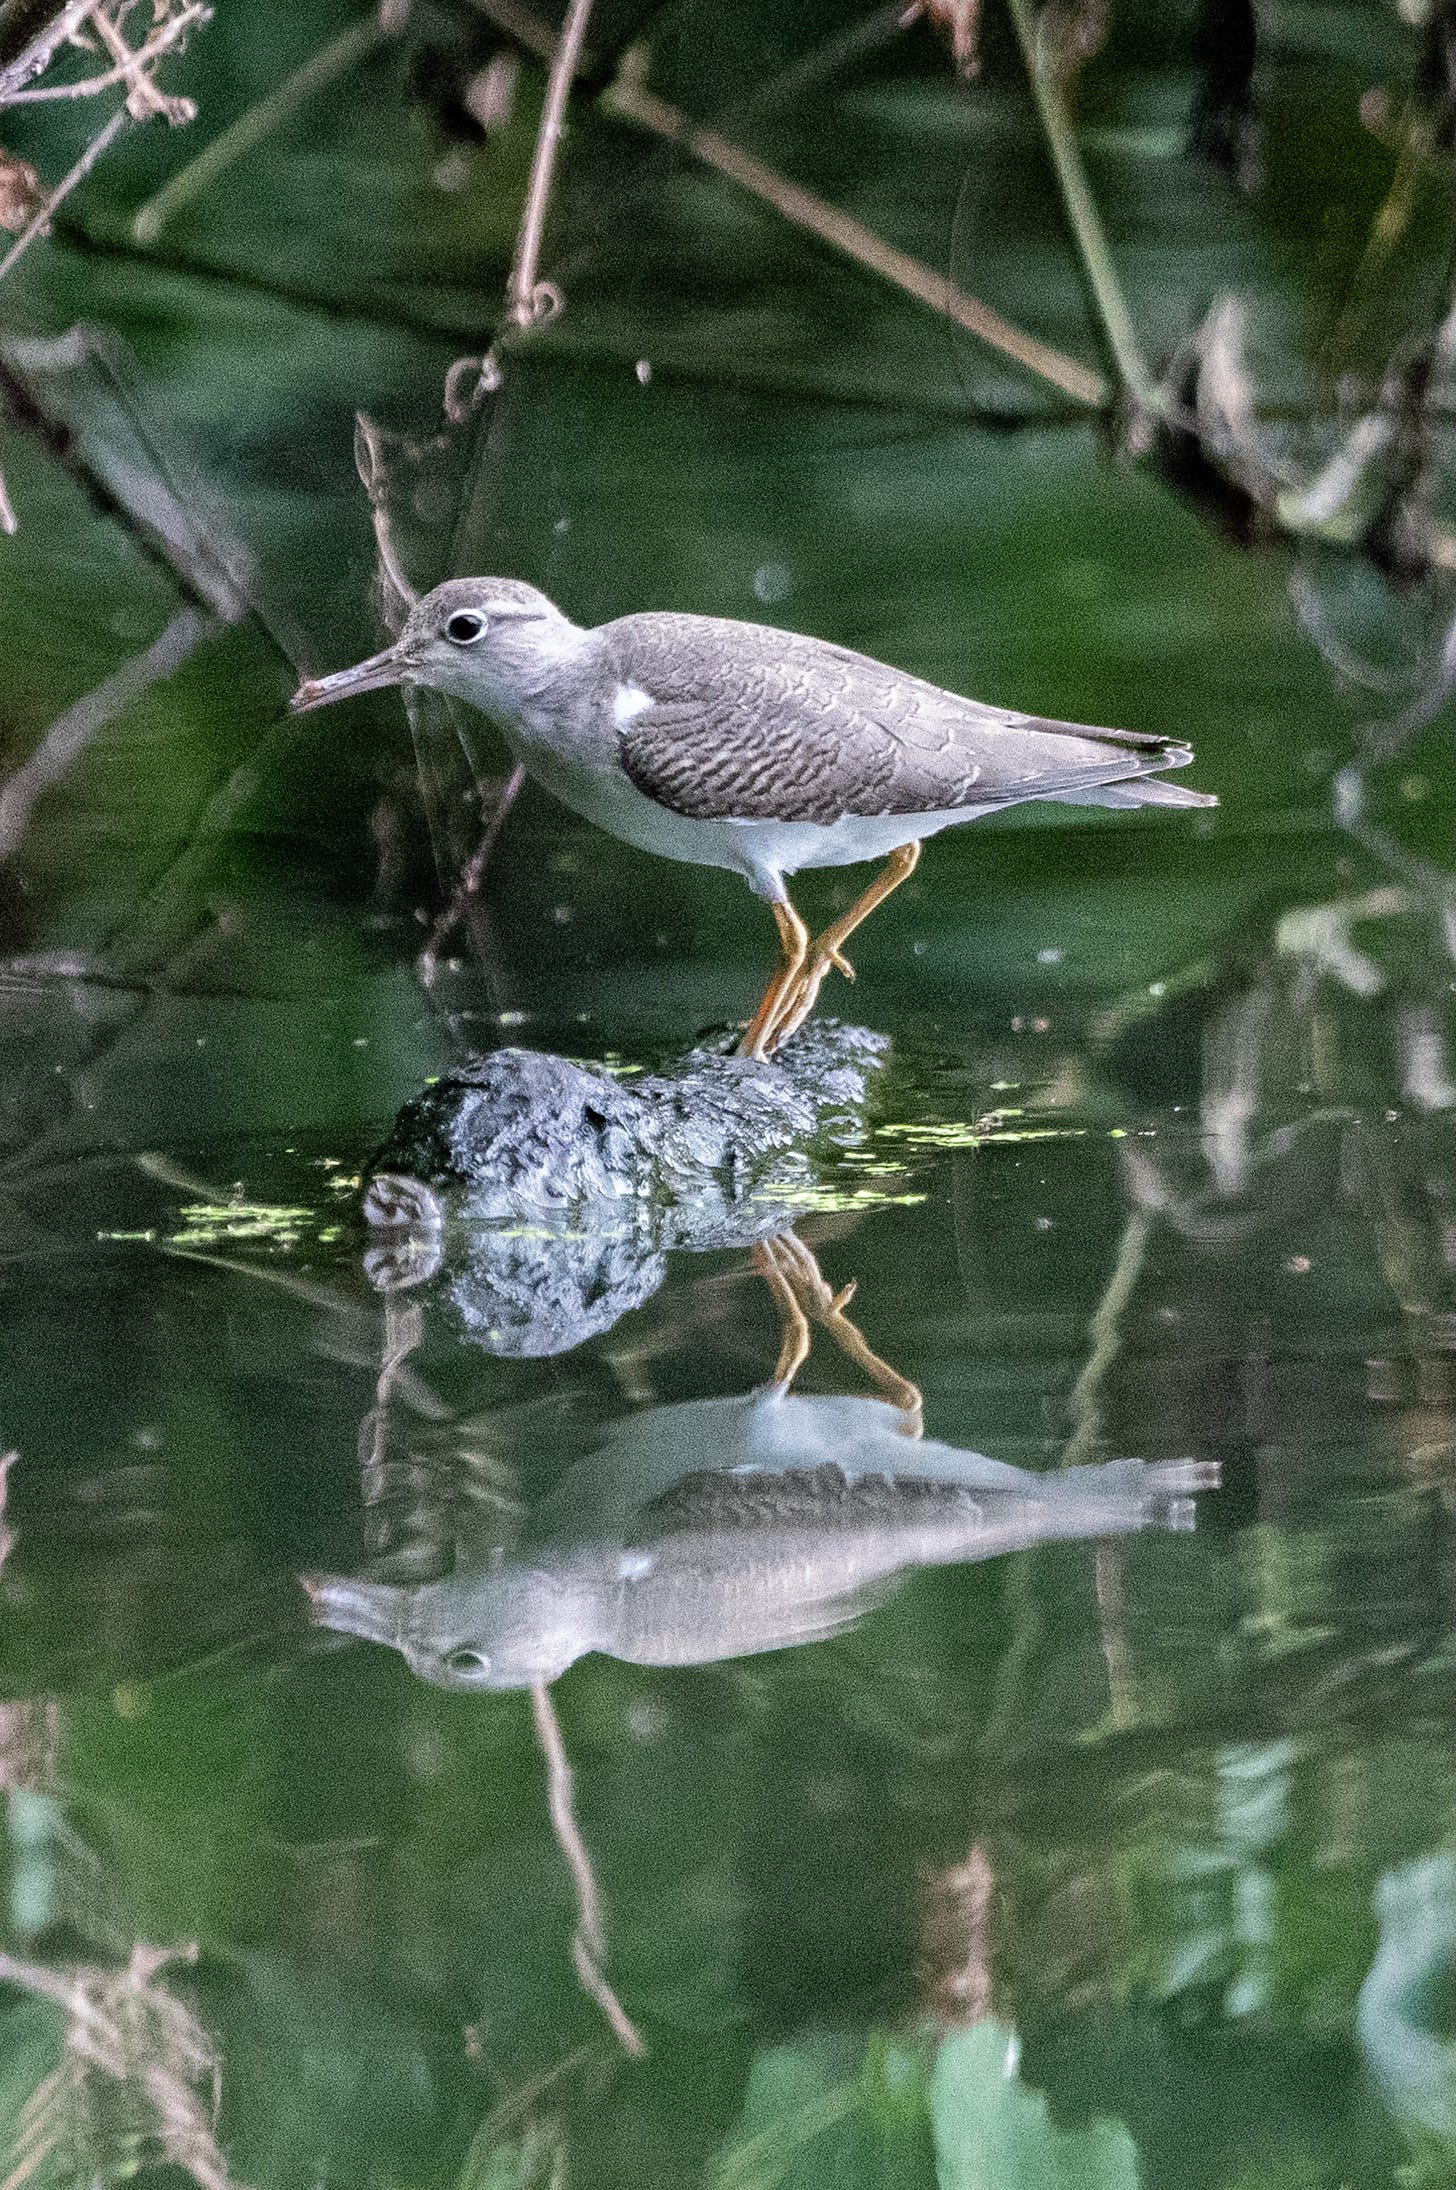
left=304, top=1235, right=1217, bottom=1690
left=291, top=579, right=1216, bottom=1055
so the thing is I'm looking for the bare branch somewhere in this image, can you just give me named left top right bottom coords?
left=418, top=760, right=526, bottom=986
left=0, top=0, right=98, bottom=102
left=86, top=2, right=204, bottom=124
left=4, top=4, right=208, bottom=106
left=0, top=103, right=129, bottom=285
left=600, top=58, right=1108, bottom=410
left=1003, top=0, right=1152, bottom=412
left=506, top=0, right=595, bottom=324
left=445, top=0, right=596, bottom=417
left=1061, top=1208, right=1152, bottom=1468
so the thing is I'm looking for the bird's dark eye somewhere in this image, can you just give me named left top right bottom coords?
left=445, top=1646, right=491, bottom=1676
left=444, top=610, right=485, bottom=645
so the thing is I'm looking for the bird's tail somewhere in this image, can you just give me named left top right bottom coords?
left=1052, top=777, right=1219, bottom=811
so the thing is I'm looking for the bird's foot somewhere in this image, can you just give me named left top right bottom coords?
left=764, top=949, right=840, bottom=1051
left=740, top=935, right=854, bottom=1060
left=767, top=1233, right=923, bottom=1430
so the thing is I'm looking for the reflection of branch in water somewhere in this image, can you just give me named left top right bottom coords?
left=0, top=1941, right=244, bottom=2190
left=0, top=608, right=209, bottom=860
left=529, top=1681, right=645, bottom=2059
left=1201, top=980, right=1275, bottom=1199
left=0, top=1696, right=59, bottom=1802
left=1093, top=1540, right=1136, bottom=1733
left=358, top=1296, right=425, bottom=1519
left=1286, top=568, right=1414, bottom=697
left=601, top=55, right=1107, bottom=410
left=0, top=1447, right=16, bottom=1576
left=1061, top=1210, right=1152, bottom=1471
left=1334, top=766, right=1456, bottom=942
left=418, top=759, right=527, bottom=991
left=919, top=1840, right=994, bottom=2029
left=1060, top=1210, right=1153, bottom=1733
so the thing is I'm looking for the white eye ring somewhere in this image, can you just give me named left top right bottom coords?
left=445, top=1646, right=491, bottom=1676
left=445, top=610, right=485, bottom=645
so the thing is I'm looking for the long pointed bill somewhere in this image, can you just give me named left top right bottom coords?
left=300, top=1571, right=408, bottom=1644
left=289, top=645, right=405, bottom=714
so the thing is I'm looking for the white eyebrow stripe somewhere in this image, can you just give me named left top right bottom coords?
left=612, top=683, right=656, bottom=728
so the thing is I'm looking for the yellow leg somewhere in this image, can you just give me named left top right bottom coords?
left=737, top=897, right=809, bottom=1060
left=752, top=1236, right=812, bottom=1390
left=772, top=1232, right=923, bottom=1433
left=769, top=840, right=922, bottom=1051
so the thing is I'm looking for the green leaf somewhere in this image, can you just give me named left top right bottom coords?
left=931, top=2023, right=1140, bottom=2190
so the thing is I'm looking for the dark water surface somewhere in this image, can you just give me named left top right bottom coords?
left=2, top=2, right=1455, bottom=2183
left=1, top=826, right=1451, bottom=2187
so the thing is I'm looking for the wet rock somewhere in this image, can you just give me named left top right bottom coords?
left=366, top=1018, right=887, bottom=1213
left=360, top=1021, right=891, bottom=1356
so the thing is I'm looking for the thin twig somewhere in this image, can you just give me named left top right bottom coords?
left=352, top=411, right=418, bottom=616
left=418, top=760, right=527, bottom=985
left=130, top=13, right=388, bottom=245
left=0, top=104, right=129, bottom=284
left=0, top=1450, right=15, bottom=1578
left=530, top=1680, right=646, bottom=2059
left=6, top=5, right=206, bottom=108
left=0, top=0, right=97, bottom=101
left=1093, top=1539, right=1136, bottom=1729
left=601, top=61, right=1107, bottom=409
left=358, top=1294, right=424, bottom=1517
left=1003, top=0, right=1152, bottom=413
left=445, top=0, right=597, bottom=415
left=87, top=3, right=200, bottom=124
left=504, top=0, right=595, bottom=324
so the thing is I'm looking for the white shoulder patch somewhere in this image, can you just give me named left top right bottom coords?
left=612, top=683, right=656, bottom=729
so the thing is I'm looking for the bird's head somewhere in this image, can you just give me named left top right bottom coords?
left=301, top=1562, right=594, bottom=1691
left=290, top=576, right=586, bottom=718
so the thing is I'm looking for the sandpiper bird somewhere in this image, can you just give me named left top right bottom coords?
left=305, top=1232, right=1217, bottom=1689
left=292, top=578, right=1217, bottom=1056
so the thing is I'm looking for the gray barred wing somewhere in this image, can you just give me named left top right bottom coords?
left=603, top=613, right=1193, bottom=826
